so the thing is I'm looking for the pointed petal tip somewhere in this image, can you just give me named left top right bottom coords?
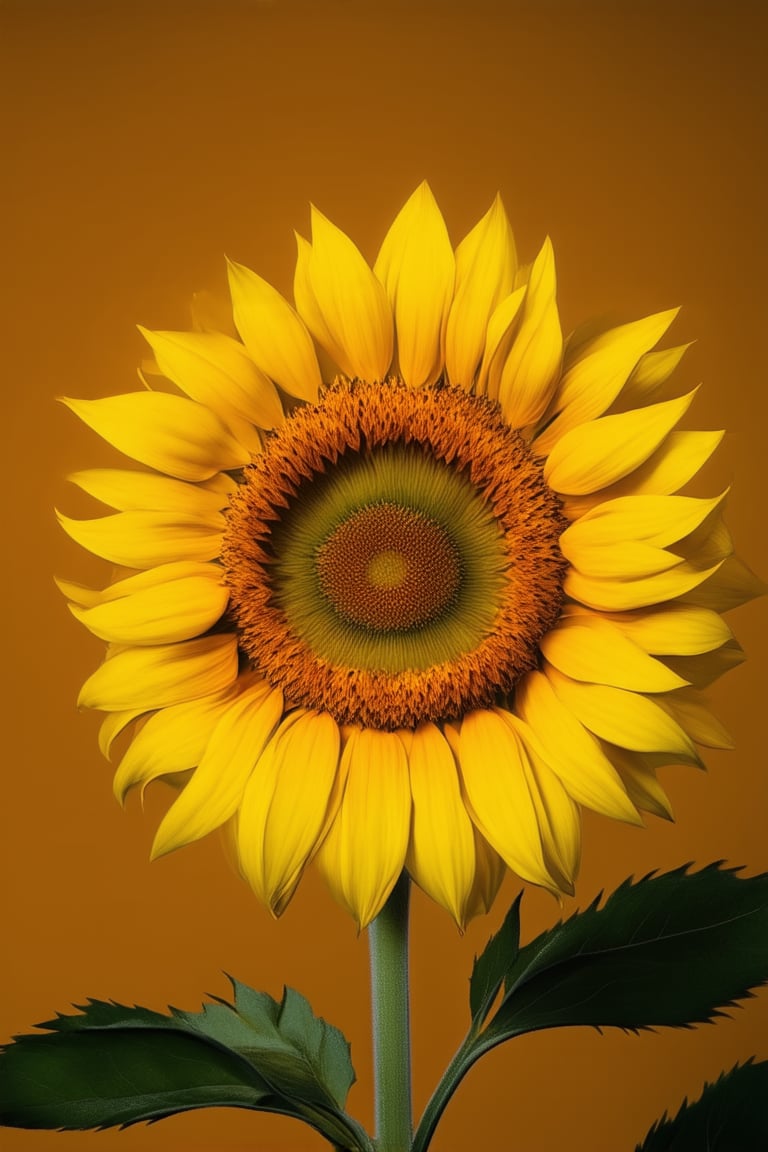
left=658, top=305, right=682, bottom=330
left=486, top=191, right=510, bottom=226
left=409, top=178, right=436, bottom=205
left=309, top=202, right=330, bottom=233
left=225, top=255, right=251, bottom=283
left=67, top=602, right=86, bottom=625
left=150, top=818, right=188, bottom=861
left=75, top=688, right=86, bottom=709
left=148, top=836, right=167, bottom=863
left=112, top=776, right=128, bottom=807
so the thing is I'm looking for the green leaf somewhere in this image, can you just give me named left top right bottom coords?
left=414, top=867, right=768, bottom=1152
left=272, top=984, right=356, bottom=1110
left=469, top=894, right=521, bottom=1024
left=484, top=864, right=768, bottom=1042
left=636, top=1060, right=768, bottom=1151
left=0, top=983, right=371, bottom=1151
left=0, top=1023, right=278, bottom=1128
left=177, top=980, right=356, bottom=1113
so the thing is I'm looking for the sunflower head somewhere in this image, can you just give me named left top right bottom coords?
left=222, top=376, right=568, bottom=730
left=58, top=182, right=762, bottom=929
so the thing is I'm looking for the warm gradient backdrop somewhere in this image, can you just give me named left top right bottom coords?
left=2, top=1, right=766, bottom=1149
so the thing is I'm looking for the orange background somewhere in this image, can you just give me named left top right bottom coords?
left=2, top=1, right=767, bottom=1149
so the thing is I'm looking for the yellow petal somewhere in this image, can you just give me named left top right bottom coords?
left=562, top=540, right=683, bottom=579
left=293, top=232, right=337, bottom=354
left=227, top=259, right=321, bottom=401
left=69, top=571, right=228, bottom=645
left=603, top=745, right=674, bottom=819
left=463, top=828, right=506, bottom=922
left=497, top=237, right=562, bottom=429
left=597, top=604, right=733, bottom=655
left=680, top=555, right=767, bottom=611
left=563, top=492, right=727, bottom=550
left=442, top=722, right=507, bottom=919
left=497, top=710, right=581, bottom=893
left=373, top=182, right=455, bottom=388
left=540, top=615, right=688, bottom=692
left=560, top=430, right=725, bottom=520
left=476, top=286, right=526, bottom=399
left=515, top=671, right=641, bottom=822
left=151, top=683, right=284, bottom=856
left=655, top=688, right=734, bottom=749
left=60, top=394, right=249, bottom=481
left=544, top=390, right=696, bottom=496
left=535, top=308, right=679, bottom=454
left=113, top=686, right=240, bottom=802
left=661, top=642, right=745, bottom=688
left=445, top=194, right=516, bottom=388
left=55, top=576, right=104, bottom=608
left=314, top=728, right=410, bottom=928
left=561, top=315, right=614, bottom=364
left=190, top=289, right=238, bottom=337
left=78, top=634, right=238, bottom=711
left=565, top=559, right=722, bottom=612
left=299, top=207, right=394, bottom=382
left=60, top=561, right=222, bottom=606
left=67, top=468, right=232, bottom=516
left=139, top=328, right=284, bottom=430
left=545, top=664, right=698, bottom=760
left=203, top=472, right=239, bottom=496
left=675, top=513, right=733, bottom=568
left=237, top=711, right=341, bottom=915
left=99, top=709, right=145, bottom=759
left=406, top=722, right=475, bottom=927
left=56, top=509, right=224, bottom=568
left=458, top=709, right=556, bottom=890
left=614, top=342, right=692, bottom=411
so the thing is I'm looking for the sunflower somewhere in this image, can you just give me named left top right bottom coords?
left=57, top=184, right=759, bottom=929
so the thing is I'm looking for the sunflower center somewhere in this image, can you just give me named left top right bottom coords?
left=222, top=378, right=568, bottom=729
left=366, top=549, right=408, bottom=591
left=317, top=503, right=461, bottom=631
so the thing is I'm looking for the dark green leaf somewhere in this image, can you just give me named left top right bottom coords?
left=485, top=864, right=768, bottom=1042
left=0, top=983, right=370, bottom=1151
left=176, top=980, right=356, bottom=1113
left=414, top=868, right=768, bottom=1152
left=469, top=894, right=521, bottom=1023
left=636, top=1060, right=768, bottom=1151
left=273, top=985, right=355, bottom=1109
left=0, top=1025, right=277, bottom=1129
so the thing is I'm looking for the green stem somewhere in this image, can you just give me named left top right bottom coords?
left=413, top=1027, right=501, bottom=1152
left=410, top=1032, right=477, bottom=1152
left=368, top=872, right=412, bottom=1152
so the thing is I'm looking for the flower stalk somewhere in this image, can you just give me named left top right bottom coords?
left=368, top=872, right=413, bottom=1152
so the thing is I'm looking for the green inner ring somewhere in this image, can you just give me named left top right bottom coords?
left=267, top=442, right=509, bottom=673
